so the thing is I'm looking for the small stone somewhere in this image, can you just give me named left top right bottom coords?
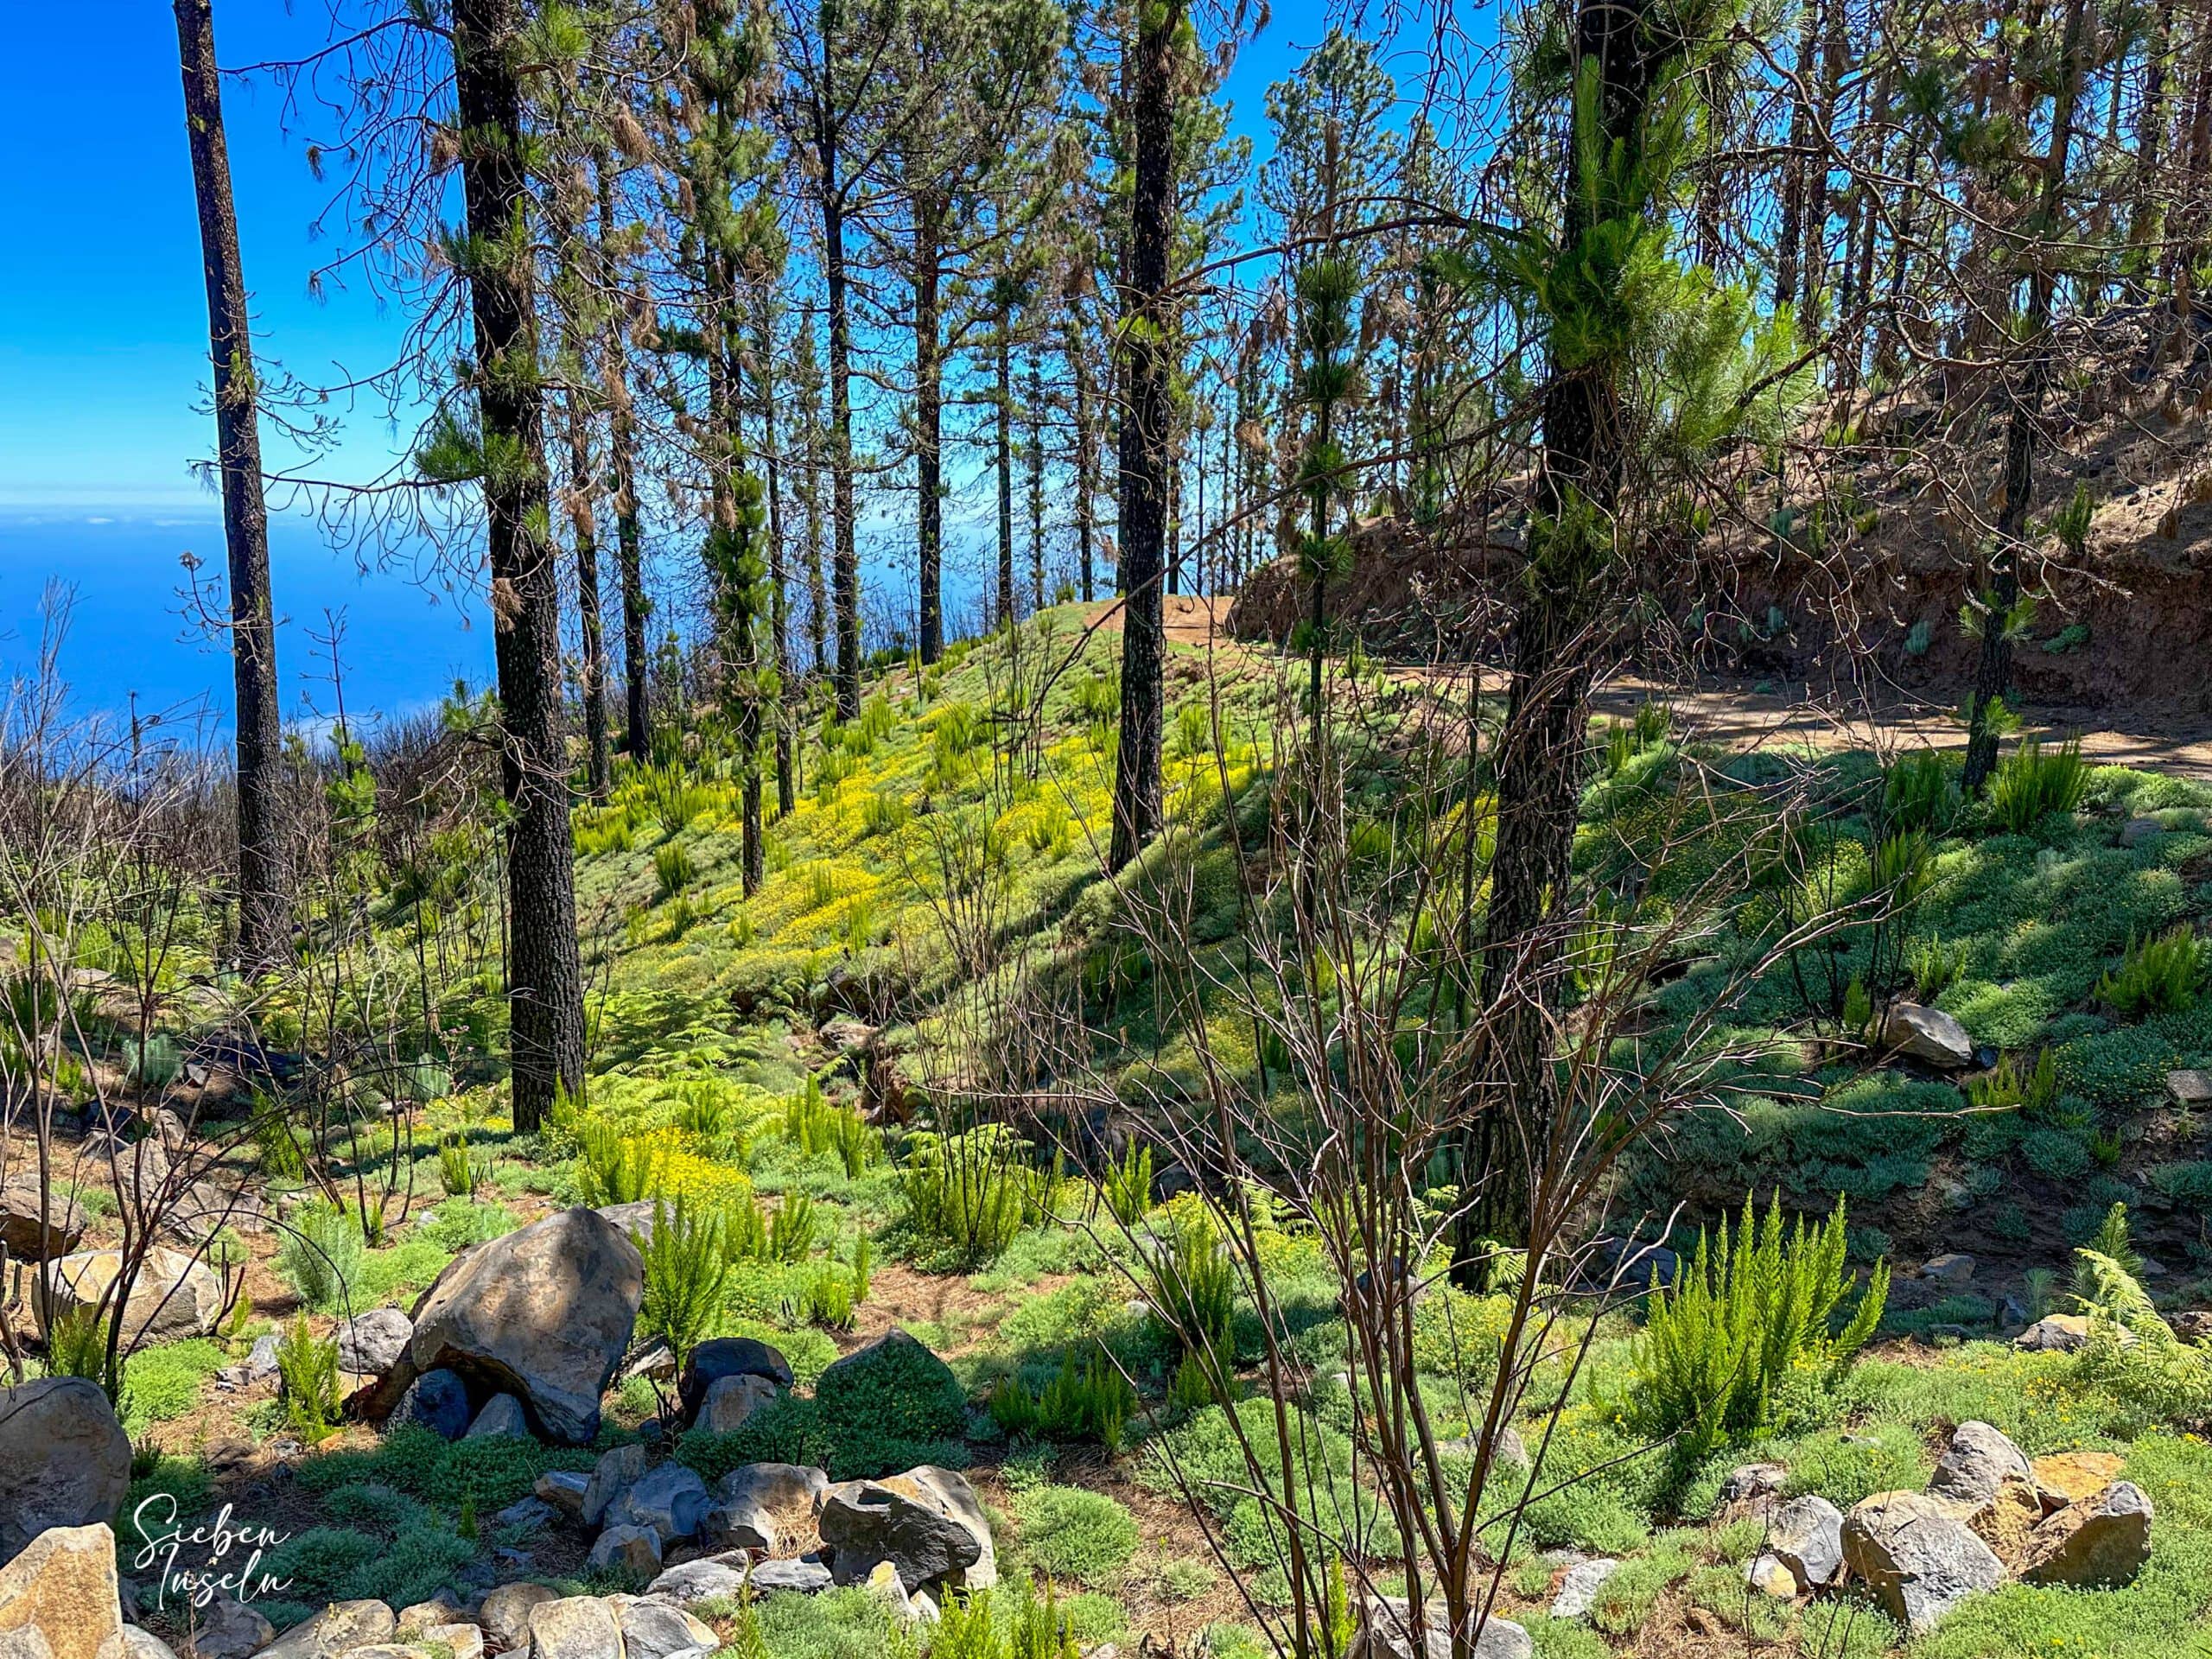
left=2166, top=1069, right=2212, bottom=1105
left=2031, top=1452, right=2126, bottom=1512
left=0, top=1522, right=124, bottom=1659
left=1745, top=1554, right=1800, bottom=1598
left=586, top=1526, right=662, bottom=1577
left=464, top=1395, right=532, bottom=1442
left=581, top=1445, right=648, bottom=1529
left=707, top=1463, right=830, bottom=1554
left=335, top=1309, right=414, bottom=1376
left=1767, top=1495, right=1846, bottom=1588
left=392, top=1597, right=463, bottom=1635
left=475, top=1584, right=557, bottom=1653
left=621, top=1340, right=677, bottom=1384
left=181, top=1598, right=272, bottom=1659
left=641, top=1561, right=747, bottom=1607
left=524, top=1599, right=624, bottom=1659
left=609, top=1600, right=713, bottom=1659
left=244, top=1335, right=283, bottom=1382
left=2019, top=1482, right=2154, bottom=1586
left=1719, top=1463, right=1789, bottom=1506
left=2171, top=1311, right=2212, bottom=1344
left=1351, top=1597, right=1531, bottom=1659
left=420, top=1630, right=481, bottom=1659
left=697, top=1373, right=780, bottom=1436
left=391, top=1370, right=472, bottom=1440
left=605, top=1465, right=711, bottom=1543
left=744, top=1559, right=836, bottom=1596
left=1883, top=1003, right=1974, bottom=1068
left=2014, top=1314, right=2096, bottom=1353
left=1928, top=1421, right=2033, bottom=1506
left=1918, top=1253, right=1976, bottom=1287
left=490, top=1497, right=556, bottom=1534
left=1549, top=1558, right=1618, bottom=1621
left=677, top=1338, right=794, bottom=1421
left=257, top=1599, right=398, bottom=1659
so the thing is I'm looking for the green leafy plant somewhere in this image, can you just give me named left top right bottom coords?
left=991, top=1346, right=1136, bottom=1451
left=1986, top=736, right=2089, bottom=832
left=1102, top=1141, right=1153, bottom=1226
left=634, top=1197, right=729, bottom=1370
left=276, top=1314, right=342, bottom=1445
left=44, top=1303, right=114, bottom=1396
left=1147, top=1214, right=1237, bottom=1363
left=1881, top=749, right=1955, bottom=834
left=654, top=841, right=696, bottom=899
left=279, top=1203, right=365, bottom=1313
left=2095, top=924, right=2202, bottom=1016
left=783, top=1077, right=880, bottom=1176
left=1631, top=1192, right=1888, bottom=1451
left=721, top=1191, right=817, bottom=1264
left=899, top=1126, right=1036, bottom=1265
left=576, top=1119, right=664, bottom=1205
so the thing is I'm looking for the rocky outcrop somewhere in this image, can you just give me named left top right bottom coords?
left=2019, top=1482, right=2154, bottom=1586
left=33, top=1249, right=222, bottom=1346
left=818, top=1467, right=995, bottom=1593
left=257, top=1601, right=397, bottom=1659
left=706, top=1464, right=829, bottom=1554
left=0, top=1524, right=124, bottom=1659
left=1840, top=1491, right=2005, bottom=1633
left=0, top=1382, right=132, bottom=1562
left=374, top=1208, right=642, bottom=1445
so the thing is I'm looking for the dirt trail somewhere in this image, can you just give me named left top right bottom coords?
left=1115, top=594, right=2212, bottom=780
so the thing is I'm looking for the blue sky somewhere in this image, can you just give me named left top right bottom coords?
left=0, top=2, right=1334, bottom=721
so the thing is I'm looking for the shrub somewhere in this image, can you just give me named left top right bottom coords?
left=1986, top=736, right=2088, bottom=832
left=276, top=1315, right=342, bottom=1444
left=2095, top=924, right=2202, bottom=1016
left=575, top=1119, right=664, bottom=1205
left=991, top=1345, right=1135, bottom=1450
left=783, top=1077, right=880, bottom=1176
left=280, top=1203, right=365, bottom=1313
left=1012, top=1485, right=1141, bottom=1586
left=1881, top=749, right=1955, bottom=834
left=45, top=1304, right=111, bottom=1393
left=810, top=1330, right=969, bottom=1474
left=722, top=1190, right=816, bottom=1264
left=1101, top=1142, right=1153, bottom=1226
left=900, top=1126, right=1035, bottom=1265
left=437, top=1134, right=493, bottom=1197
left=634, top=1197, right=728, bottom=1370
left=1632, top=1192, right=1888, bottom=1450
left=1146, top=1214, right=1236, bottom=1362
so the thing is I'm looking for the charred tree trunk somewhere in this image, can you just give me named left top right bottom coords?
left=1107, top=0, right=1179, bottom=871
left=914, top=193, right=947, bottom=663
left=1069, top=312, right=1096, bottom=602
left=597, top=157, right=651, bottom=764
left=820, top=153, right=861, bottom=716
left=996, top=297, right=1016, bottom=626
left=565, top=392, right=610, bottom=803
left=452, top=0, right=586, bottom=1131
left=175, top=0, right=290, bottom=972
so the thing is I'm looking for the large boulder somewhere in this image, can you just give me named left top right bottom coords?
left=33, top=1249, right=222, bottom=1346
left=677, top=1338, right=794, bottom=1421
left=0, top=1381, right=132, bottom=1561
left=0, top=1523, right=124, bottom=1659
left=1764, top=1495, right=1845, bottom=1590
left=1883, top=1003, right=1974, bottom=1068
left=607, top=1600, right=714, bottom=1659
left=818, top=1467, right=995, bottom=1593
left=586, top=1526, right=661, bottom=1577
left=380, top=1208, right=642, bottom=1446
left=1927, top=1422, right=2033, bottom=1506
left=1840, top=1491, right=2004, bottom=1633
left=0, top=1179, right=86, bottom=1262
left=476, top=1584, right=556, bottom=1653
left=604, top=1465, right=710, bottom=1543
left=180, top=1599, right=271, bottom=1659
left=707, top=1464, right=829, bottom=1554
left=523, top=1599, right=622, bottom=1659
left=2019, top=1482, right=2154, bottom=1586
left=1351, top=1598, right=1532, bottom=1659
left=581, top=1446, right=648, bottom=1529
left=256, top=1600, right=397, bottom=1659
left=696, top=1375, right=779, bottom=1436
left=334, top=1310, right=414, bottom=1377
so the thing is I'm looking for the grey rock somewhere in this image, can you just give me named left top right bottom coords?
left=2166, top=1069, right=2212, bottom=1106
left=336, top=1310, right=414, bottom=1377
left=819, top=1466, right=995, bottom=1593
left=677, top=1338, right=793, bottom=1421
left=0, top=1632, right=54, bottom=1659
left=0, top=1380, right=132, bottom=1560
left=1883, top=1002, right=1974, bottom=1068
left=1549, top=1558, right=1618, bottom=1621
left=464, top=1395, right=532, bottom=1442
left=391, top=1370, right=472, bottom=1441
left=1719, top=1463, right=1789, bottom=1506
left=696, top=1374, right=779, bottom=1436
left=743, top=1559, right=836, bottom=1596
left=2015, top=1314, right=2097, bottom=1352
left=0, top=1177, right=86, bottom=1262
left=119, top=1629, right=177, bottom=1659
left=1928, top=1421, right=2034, bottom=1506
left=257, top=1600, right=398, bottom=1659
left=491, top=1497, right=556, bottom=1535
left=244, top=1335, right=283, bottom=1383
left=1841, top=1491, right=2005, bottom=1633
left=581, top=1445, right=647, bottom=1530
left=1918, top=1253, right=1976, bottom=1287
left=706, top=1464, right=829, bottom=1554
left=620, top=1341, right=677, bottom=1385
left=383, top=1208, right=643, bottom=1446
left=2019, top=1481, right=2154, bottom=1586
left=475, top=1584, right=557, bottom=1653
left=181, top=1598, right=272, bottom=1659
left=533, top=1471, right=590, bottom=1524
left=608, top=1600, right=713, bottom=1659
left=34, top=1248, right=223, bottom=1345
left=586, top=1526, right=662, bottom=1577
left=1351, top=1598, right=1532, bottom=1659
left=1767, top=1495, right=1845, bottom=1588
left=392, top=1596, right=465, bottom=1635
left=605, top=1465, right=710, bottom=1543
left=524, top=1599, right=623, bottom=1659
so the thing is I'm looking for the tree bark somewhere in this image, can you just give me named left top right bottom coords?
left=914, top=192, right=947, bottom=663
left=819, top=122, right=861, bottom=716
left=174, top=0, right=290, bottom=973
left=1961, top=0, right=2089, bottom=790
left=1068, top=312, right=1096, bottom=601
left=1107, top=0, right=1179, bottom=871
left=597, top=156, right=651, bottom=764
left=996, top=296, right=1016, bottom=625
left=452, top=0, right=586, bottom=1131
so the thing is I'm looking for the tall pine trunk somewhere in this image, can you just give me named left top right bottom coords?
left=175, top=0, right=290, bottom=972
left=1107, top=0, right=1179, bottom=871
left=821, top=150, right=861, bottom=716
left=996, top=299, right=1016, bottom=625
left=597, top=156, right=651, bottom=763
left=1068, top=313, right=1096, bottom=601
left=565, top=394, right=610, bottom=802
left=914, top=194, right=947, bottom=662
left=452, top=0, right=585, bottom=1131
left=1961, top=0, right=2090, bottom=789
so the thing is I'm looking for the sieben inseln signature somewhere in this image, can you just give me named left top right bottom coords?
left=129, top=1494, right=296, bottom=1611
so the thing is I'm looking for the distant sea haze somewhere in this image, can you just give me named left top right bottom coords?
left=0, top=510, right=494, bottom=732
